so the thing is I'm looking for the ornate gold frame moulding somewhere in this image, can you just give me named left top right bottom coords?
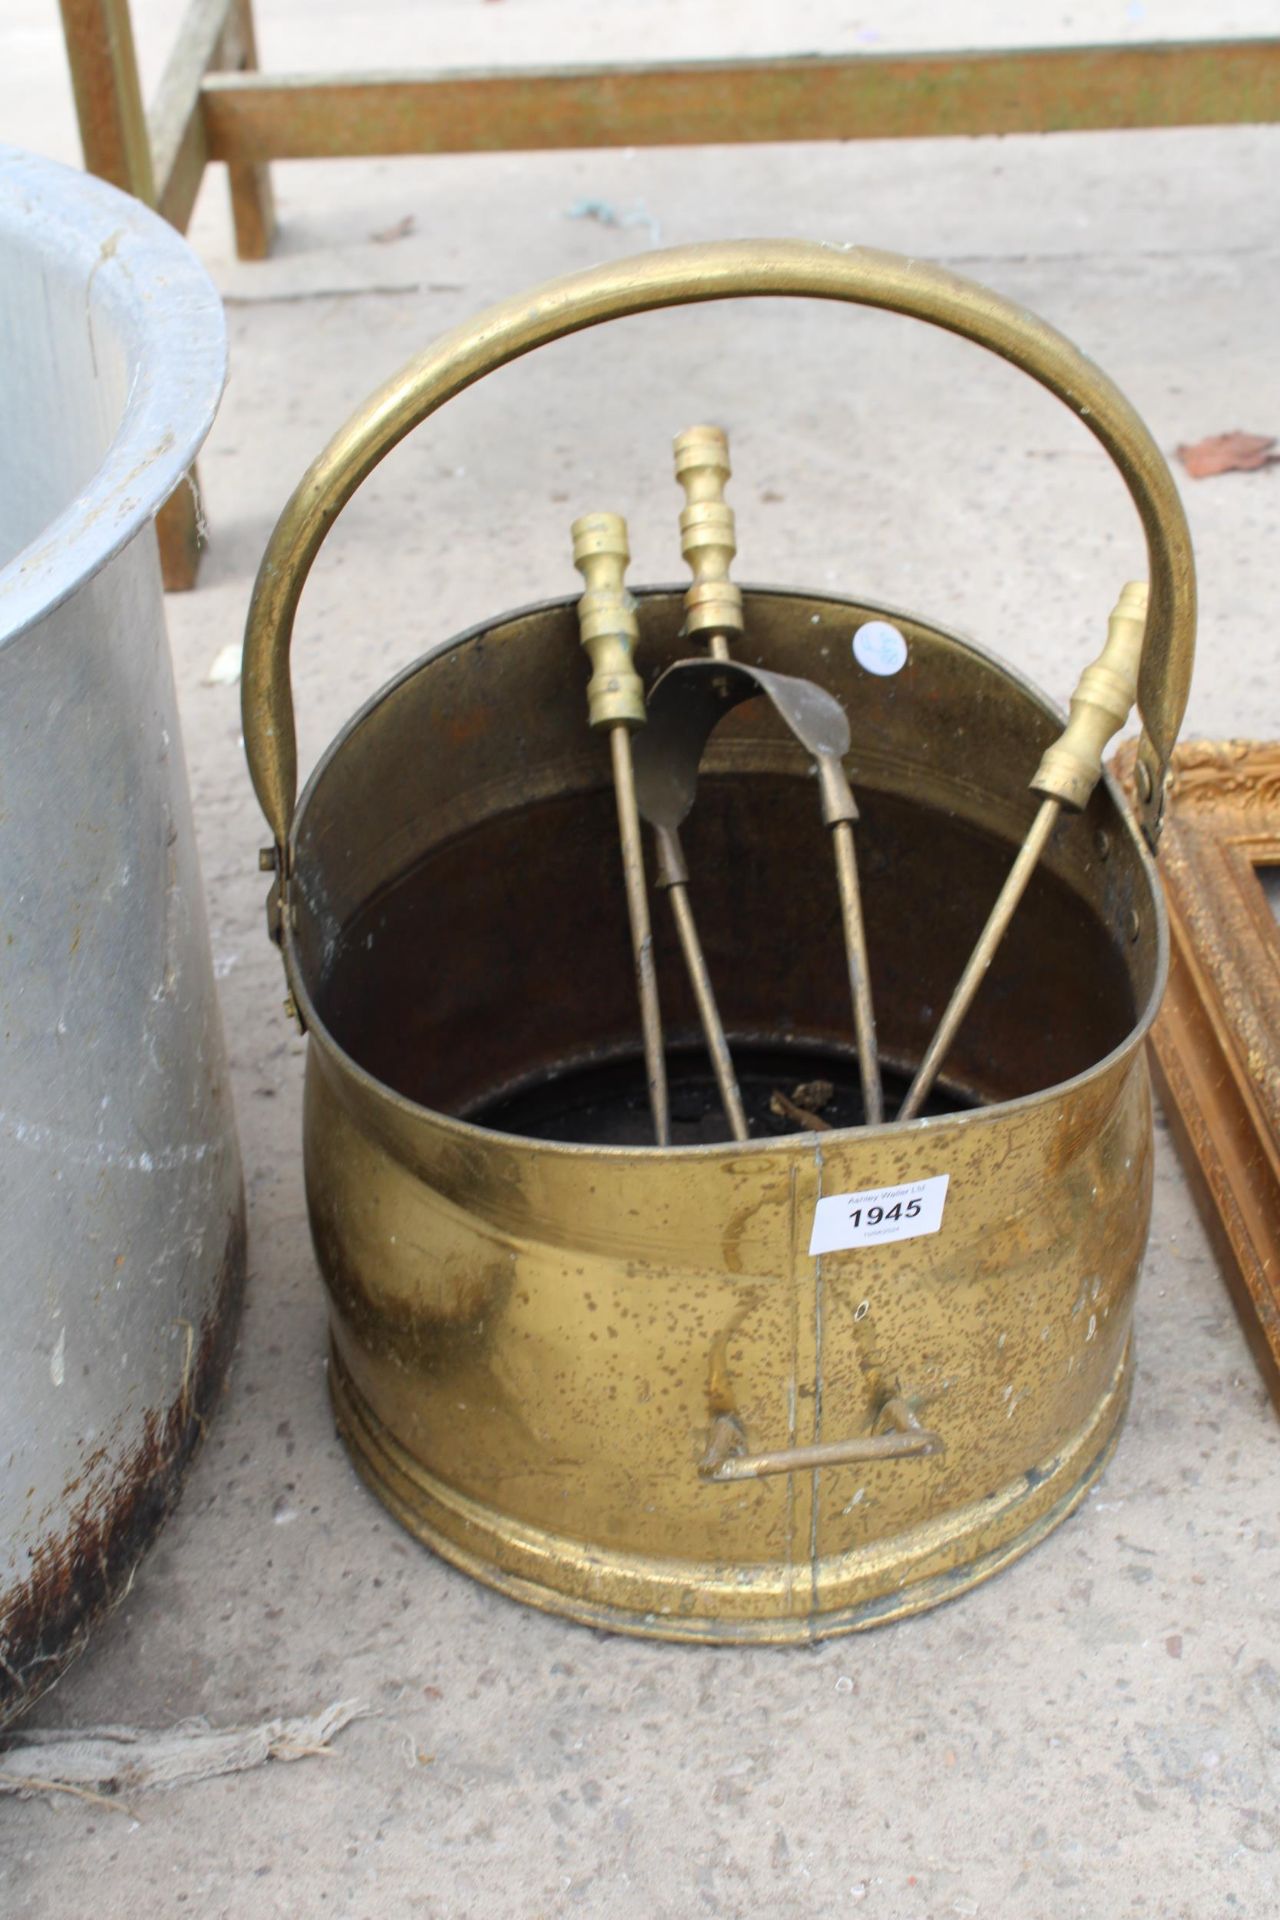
left=1124, top=741, right=1280, bottom=1407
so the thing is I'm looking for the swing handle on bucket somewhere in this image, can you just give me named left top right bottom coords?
left=242, top=239, right=1195, bottom=869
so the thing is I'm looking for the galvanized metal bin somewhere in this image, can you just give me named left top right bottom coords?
left=0, top=148, right=244, bottom=1721
left=244, top=243, right=1194, bottom=1642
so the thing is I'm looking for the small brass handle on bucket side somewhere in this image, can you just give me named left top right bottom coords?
left=242, top=239, right=1195, bottom=865
left=700, top=1394, right=944, bottom=1483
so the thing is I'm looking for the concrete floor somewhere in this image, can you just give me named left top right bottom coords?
left=4, top=6, right=1280, bottom=1916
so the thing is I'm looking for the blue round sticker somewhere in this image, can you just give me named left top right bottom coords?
left=853, top=621, right=908, bottom=677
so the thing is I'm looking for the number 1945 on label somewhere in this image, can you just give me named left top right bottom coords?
left=809, top=1174, right=950, bottom=1256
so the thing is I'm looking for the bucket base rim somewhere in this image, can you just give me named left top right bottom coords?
left=329, top=1340, right=1132, bottom=1646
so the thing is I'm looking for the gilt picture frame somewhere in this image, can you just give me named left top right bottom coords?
left=1122, top=740, right=1280, bottom=1408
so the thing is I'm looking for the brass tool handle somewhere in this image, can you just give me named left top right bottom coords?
left=1031, top=579, right=1148, bottom=809
left=243, top=239, right=1195, bottom=864
left=674, top=423, right=743, bottom=660
left=700, top=1395, right=943, bottom=1483
left=570, top=512, right=647, bottom=730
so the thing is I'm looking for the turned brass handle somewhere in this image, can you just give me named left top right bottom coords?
left=242, top=239, right=1195, bottom=859
left=700, top=1396, right=943, bottom=1483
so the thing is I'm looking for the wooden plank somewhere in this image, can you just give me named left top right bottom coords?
left=220, top=0, right=276, bottom=259
left=59, top=0, right=156, bottom=200
left=200, top=40, right=1280, bottom=163
left=150, top=0, right=233, bottom=232
left=150, top=0, right=274, bottom=252
left=155, top=474, right=204, bottom=594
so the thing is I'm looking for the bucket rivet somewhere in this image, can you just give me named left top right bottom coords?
left=1094, top=828, right=1111, bottom=860
left=1126, top=909, right=1141, bottom=942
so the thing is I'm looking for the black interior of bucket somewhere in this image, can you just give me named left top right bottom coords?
left=475, top=1042, right=965, bottom=1145
left=313, top=770, right=1136, bottom=1144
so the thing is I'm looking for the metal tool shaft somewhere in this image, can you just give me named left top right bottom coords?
left=655, top=826, right=748, bottom=1142
left=831, top=816, right=884, bottom=1125
left=898, top=797, right=1059, bottom=1121
left=814, top=752, right=883, bottom=1122
left=611, top=726, right=671, bottom=1143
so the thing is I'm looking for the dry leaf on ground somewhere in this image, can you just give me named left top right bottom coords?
left=370, top=214, right=416, bottom=244
left=1176, top=431, right=1278, bottom=479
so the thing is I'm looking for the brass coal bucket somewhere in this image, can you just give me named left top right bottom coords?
left=243, top=242, right=1194, bottom=1643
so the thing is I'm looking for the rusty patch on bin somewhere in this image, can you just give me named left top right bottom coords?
left=0, top=1205, right=246, bottom=1728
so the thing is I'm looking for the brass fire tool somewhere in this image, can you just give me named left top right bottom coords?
left=572, top=512, right=670, bottom=1145
left=632, top=426, right=883, bottom=1128
left=898, top=580, right=1149, bottom=1121
left=652, top=424, right=752, bottom=1142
